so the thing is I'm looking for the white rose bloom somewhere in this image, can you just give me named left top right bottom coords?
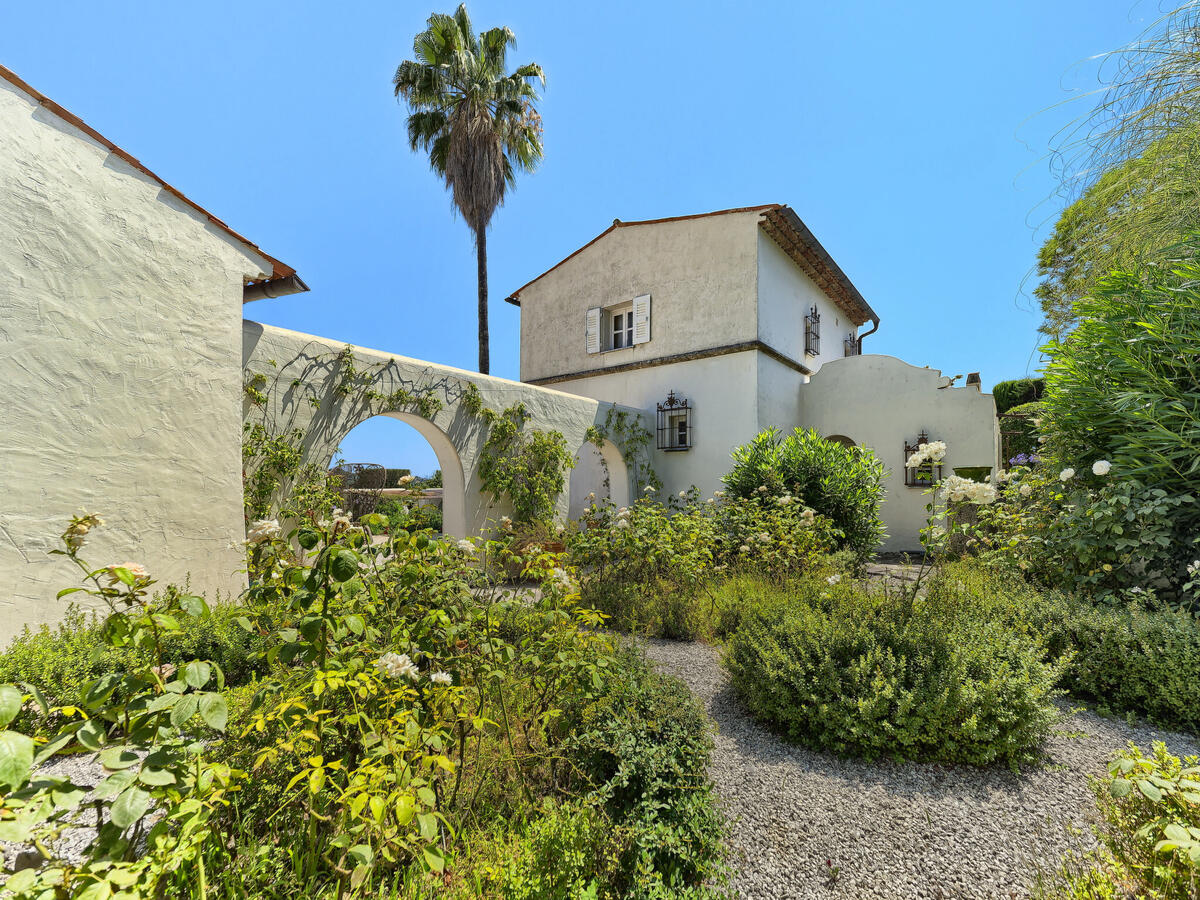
left=616, top=519, right=631, bottom=529
left=678, top=490, right=688, bottom=499
left=398, top=474, right=415, bottom=485
left=643, top=485, right=656, bottom=493
left=738, top=544, right=750, bottom=553
left=105, top=562, right=149, bottom=585
left=714, top=490, right=725, bottom=499
left=456, top=539, right=477, bottom=554
left=1019, top=483, right=1033, bottom=497
left=1092, top=460, right=1111, bottom=476
left=247, top=519, right=281, bottom=544
left=430, top=671, right=453, bottom=685
left=826, top=574, right=842, bottom=585
left=376, top=652, right=419, bottom=681
left=1059, top=468, right=1075, bottom=482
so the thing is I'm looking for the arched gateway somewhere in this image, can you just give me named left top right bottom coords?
left=242, top=320, right=640, bottom=535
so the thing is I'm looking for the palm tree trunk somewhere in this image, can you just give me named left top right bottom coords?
left=476, top=227, right=490, bottom=374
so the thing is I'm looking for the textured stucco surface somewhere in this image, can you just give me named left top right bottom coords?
left=532, top=352, right=761, bottom=498
left=243, top=321, right=641, bottom=535
left=798, top=355, right=1000, bottom=552
left=516, top=210, right=763, bottom=382
left=0, top=77, right=274, bottom=645
left=756, top=229, right=857, bottom=375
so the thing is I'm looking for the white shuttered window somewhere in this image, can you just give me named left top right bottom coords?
left=585, top=307, right=601, bottom=354
left=632, top=294, right=651, bottom=345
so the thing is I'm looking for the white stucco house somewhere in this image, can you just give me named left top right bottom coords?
left=506, top=205, right=1000, bottom=551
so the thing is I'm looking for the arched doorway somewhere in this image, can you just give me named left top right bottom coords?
left=825, top=434, right=857, bottom=448
left=569, top=438, right=630, bottom=519
left=331, top=412, right=467, bottom=537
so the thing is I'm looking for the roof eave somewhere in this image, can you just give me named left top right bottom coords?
left=0, top=63, right=301, bottom=288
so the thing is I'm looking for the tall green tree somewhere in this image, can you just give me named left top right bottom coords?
left=1037, top=2, right=1200, bottom=337
left=394, top=5, right=544, bottom=375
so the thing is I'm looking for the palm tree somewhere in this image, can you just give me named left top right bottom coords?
left=394, top=5, right=544, bottom=375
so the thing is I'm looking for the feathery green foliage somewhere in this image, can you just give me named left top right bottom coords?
left=1039, top=3, right=1200, bottom=336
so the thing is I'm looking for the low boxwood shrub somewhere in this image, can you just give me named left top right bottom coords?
left=935, top=561, right=1200, bottom=732
left=0, top=598, right=270, bottom=720
left=724, top=575, right=1066, bottom=767
left=568, top=492, right=838, bottom=640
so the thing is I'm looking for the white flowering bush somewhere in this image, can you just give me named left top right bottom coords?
left=724, top=428, right=887, bottom=559
left=948, top=464, right=1198, bottom=608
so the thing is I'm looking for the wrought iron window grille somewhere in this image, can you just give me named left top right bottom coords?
left=656, top=391, right=692, bottom=451
left=903, top=429, right=942, bottom=487
left=804, top=306, right=821, bottom=356
left=844, top=333, right=859, bottom=357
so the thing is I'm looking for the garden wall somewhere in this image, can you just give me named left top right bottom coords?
left=797, top=355, right=1000, bottom=553
left=243, top=320, right=641, bottom=538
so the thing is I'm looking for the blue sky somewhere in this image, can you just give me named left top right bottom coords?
left=3, top=2, right=1149, bottom=474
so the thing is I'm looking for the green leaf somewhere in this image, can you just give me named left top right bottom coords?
left=110, top=786, right=151, bottom=829
left=423, top=844, right=446, bottom=873
left=170, top=695, right=199, bottom=727
left=76, top=718, right=108, bottom=751
left=98, top=747, right=140, bottom=771
left=1110, top=777, right=1133, bottom=798
left=330, top=549, right=358, bottom=583
left=179, top=594, right=209, bottom=618
left=0, top=685, right=22, bottom=728
left=4, top=869, right=38, bottom=893
left=1163, top=823, right=1190, bottom=842
left=297, top=529, right=320, bottom=550
left=417, top=811, right=438, bottom=841
left=198, top=693, right=228, bottom=732
left=138, top=767, right=177, bottom=787
left=1137, top=779, right=1163, bottom=802
left=93, top=770, right=137, bottom=800
left=181, top=661, right=212, bottom=690
left=0, top=731, right=34, bottom=789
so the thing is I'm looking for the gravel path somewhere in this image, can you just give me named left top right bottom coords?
left=643, top=638, right=1200, bottom=900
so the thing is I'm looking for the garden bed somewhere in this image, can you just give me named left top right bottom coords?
left=645, top=638, right=1200, bottom=900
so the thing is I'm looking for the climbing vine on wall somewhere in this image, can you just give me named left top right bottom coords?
left=242, top=346, right=443, bottom=523
left=585, top=408, right=661, bottom=500
left=477, top=403, right=574, bottom=525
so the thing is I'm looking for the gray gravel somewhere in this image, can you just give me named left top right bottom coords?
left=643, top=638, right=1200, bottom=900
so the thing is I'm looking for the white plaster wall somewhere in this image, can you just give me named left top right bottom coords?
left=517, top=210, right=763, bottom=383
left=756, top=230, right=857, bottom=375
left=243, top=322, right=642, bottom=536
left=796, top=355, right=1000, bottom=552
left=0, top=78, right=274, bottom=644
left=534, top=352, right=761, bottom=498
left=568, top=438, right=628, bottom=519
left=756, top=353, right=806, bottom=435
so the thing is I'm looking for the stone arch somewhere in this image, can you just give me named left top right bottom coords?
left=326, top=412, right=467, bottom=538
left=569, top=438, right=630, bottom=519
left=825, top=434, right=857, bottom=448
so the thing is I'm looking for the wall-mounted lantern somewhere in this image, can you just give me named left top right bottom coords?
left=656, top=391, right=692, bottom=451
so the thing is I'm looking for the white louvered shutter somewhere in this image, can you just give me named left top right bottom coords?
left=585, top=307, right=601, bottom=354
left=632, top=294, right=651, bottom=345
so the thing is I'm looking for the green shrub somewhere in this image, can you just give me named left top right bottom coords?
left=993, top=377, right=1045, bottom=415
left=724, top=428, right=887, bottom=559
left=376, top=498, right=444, bottom=533
left=568, top=492, right=838, bottom=640
left=1039, top=251, right=1200, bottom=593
left=724, top=574, right=1066, bottom=767
left=964, top=465, right=1197, bottom=609
left=0, top=599, right=269, bottom=719
left=562, top=645, right=727, bottom=893
left=935, top=561, right=1200, bottom=732
left=1000, top=400, right=1044, bottom=462
left=1037, top=743, right=1200, bottom=899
